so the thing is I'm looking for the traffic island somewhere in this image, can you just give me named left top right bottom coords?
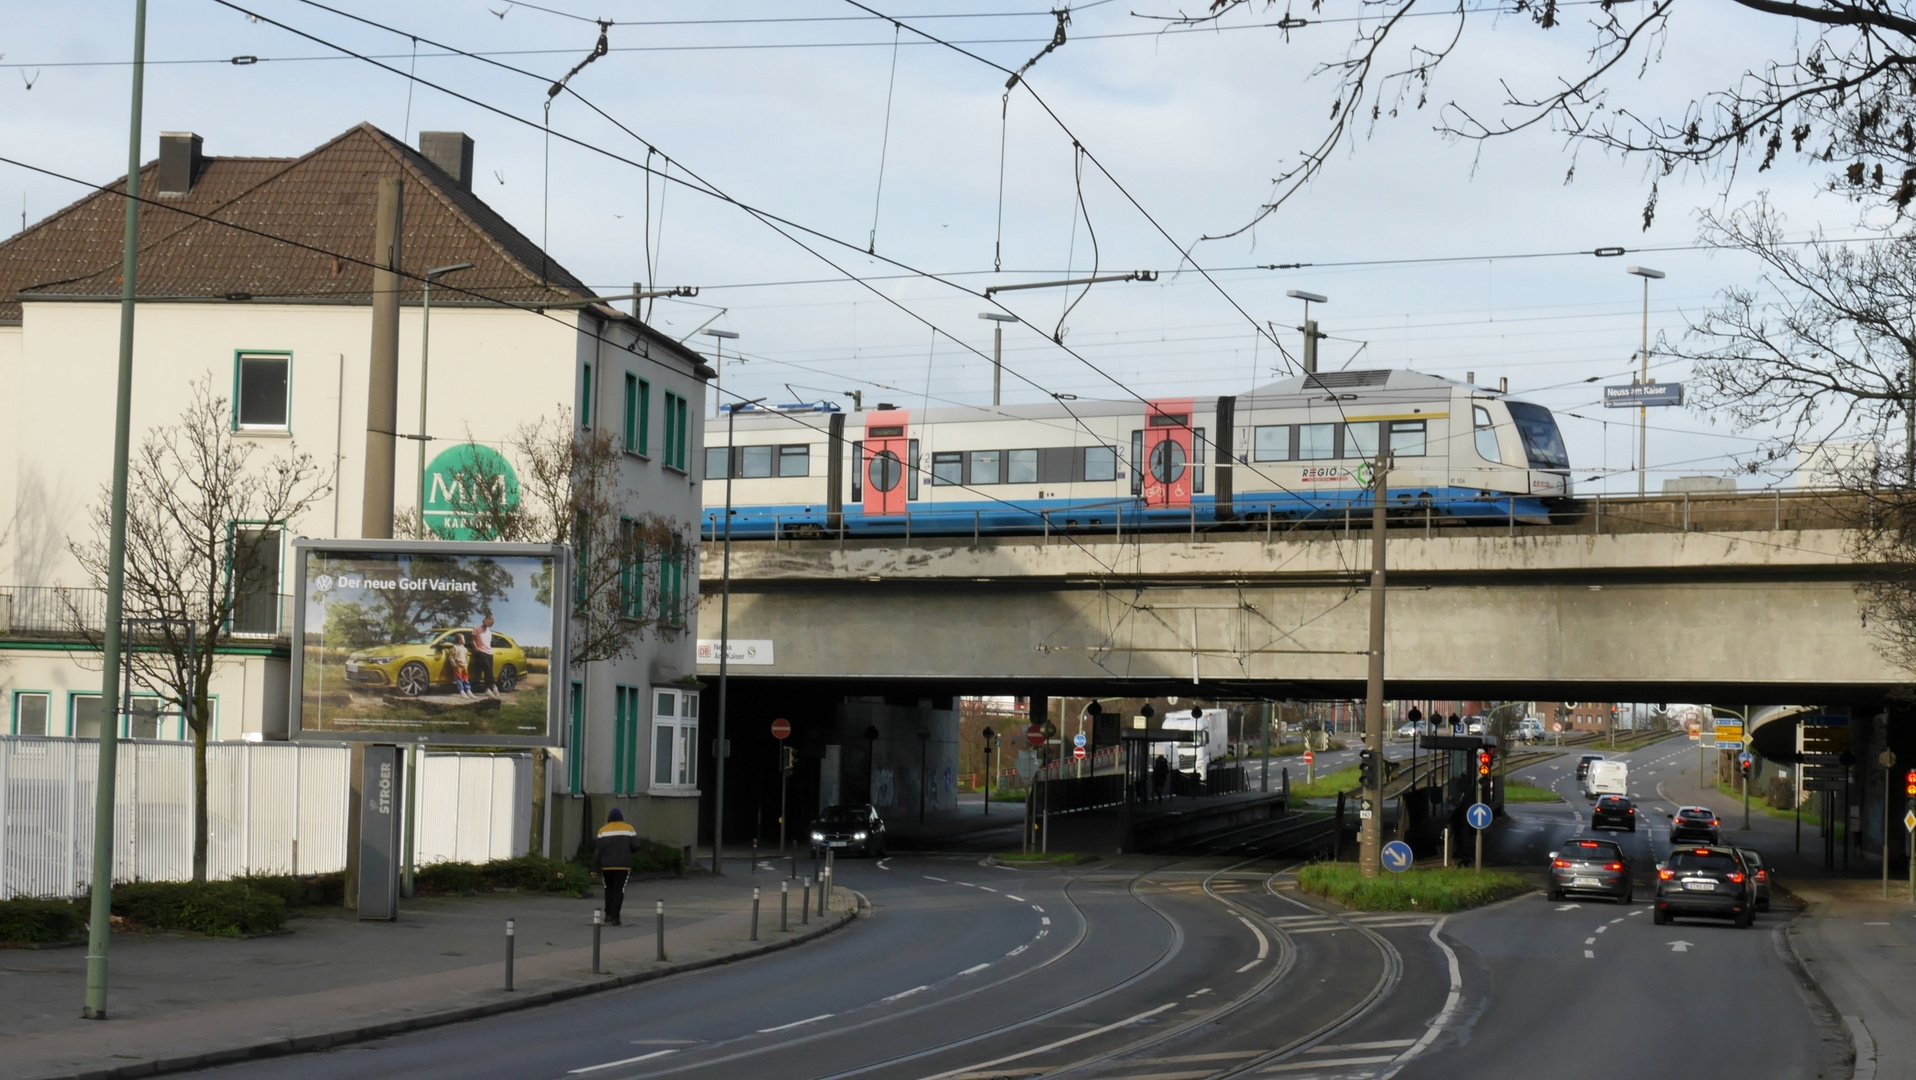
left=1297, top=862, right=1532, bottom=912
left=984, top=852, right=1100, bottom=868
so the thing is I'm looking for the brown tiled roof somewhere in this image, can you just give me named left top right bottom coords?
left=0, top=123, right=596, bottom=321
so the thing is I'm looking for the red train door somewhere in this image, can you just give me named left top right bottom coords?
left=860, top=409, right=909, bottom=517
left=1142, top=399, right=1194, bottom=508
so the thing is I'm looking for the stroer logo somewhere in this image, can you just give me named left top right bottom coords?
left=422, top=444, right=521, bottom=541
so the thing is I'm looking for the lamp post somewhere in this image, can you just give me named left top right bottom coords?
left=1626, top=266, right=1665, bottom=498
left=981, top=727, right=995, bottom=815
left=703, top=328, right=740, bottom=417
left=978, top=312, right=1019, bottom=406
left=712, top=394, right=766, bottom=875
left=1286, top=289, right=1328, bottom=374
left=417, top=262, right=474, bottom=525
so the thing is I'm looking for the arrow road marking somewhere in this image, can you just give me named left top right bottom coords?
left=1669, top=940, right=1694, bottom=952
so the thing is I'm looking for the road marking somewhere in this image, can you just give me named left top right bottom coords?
left=1555, top=904, right=1581, bottom=911
left=959, top=963, right=991, bottom=976
left=956, top=881, right=976, bottom=888
left=568, top=1049, right=678, bottom=1073
left=1595, top=926, right=1608, bottom=933
left=1041, top=917, right=1051, bottom=925
left=922, top=1003, right=1180, bottom=1080
left=1584, top=937, right=1596, bottom=945
left=1609, top=918, right=1624, bottom=924
left=1237, top=916, right=1272, bottom=960
left=1031, top=904, right=1044, bottom=912
left=979, top=886, right=998, bottom=893
left=1186, top=988, right=1213, bottom=998
left=1311, top=1040, right=1416, bottom=1052
left=882, top=985, right=929, bottom=1002
left=1006, top=895, right=1025, bottom=902
left=757, top=1014, right=833, bottom=1033
left=1006, top=945, right=1028, bottom=957
left=1668, top=940, right=1694, bottom=952
left=1866, top=921, right=1890, bottom=926
left=924, top=876, right=948, bottom=882
left=1629, top=910, right=1644, bottom=916
left=1236, top=959, right=1262, bottom=973
left=1126, top=1052, right=1261, bottom=1064
left=877, top=858, right=892, bottom=870
left=1262, top=1055, right=1399, bottom=1072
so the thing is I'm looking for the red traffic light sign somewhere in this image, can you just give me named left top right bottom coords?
left=1026, top=723, right=1046, bottom=748
left=1905, top=769, right=1916, bottom=797
left=770, top=718, right=791, bottom=740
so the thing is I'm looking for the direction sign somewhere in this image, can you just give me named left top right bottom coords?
left=770, top=718, right=791, bottom=741
left=1713, top=722, right=1745, bottom=751
left=1026, top=724, right=1046, bottom=748
left=1074, top=746, right=1087, bottom=761
left=1073, top=733, right=1088, bottom=748
left=1381, top=840, right=1414, bottom=873
left=1466, top=802, right=1494, bottom=830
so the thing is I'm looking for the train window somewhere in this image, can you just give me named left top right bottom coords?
left=1192, top=428, right=1206, bottom=493
left=778, top=445, right=810, bottom=477
left=1505, top=402, right=1570, bottom=469
left=705, top=446, right=731, bottom=480
left=1008, top=449, right=1038, bottom=484
left=932, top=452, right=964, bottom=485
left=969, top=450, right=1001, bottom=485
left=1149, top=440, right=1187, bottom=484
left=908, top=439, right=921, bottom=499
left=1130, top=432, right=1144, bottom=494
left=1343, top=422, right=1380, bottom=460
left=868, top=450, right=903, bottom=492
left=1474, top=406, right=1501, bottom=463
left=1389, top=420, right=1427, bottom=457
left=1148, top=412, right=1190, bottom=427
left=1253, top=425, right=1292, bottom=462
left=740, top=445, right=774, bottom=478
left=851, top=440, right=863, bottom=502
left=1083, top=445, right=1119, bottom=483
left=1299, top=424, right=1335, bottom=460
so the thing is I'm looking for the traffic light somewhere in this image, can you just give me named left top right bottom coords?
left=1477, top=749, right=1493, bottom=778
left=1358, top=749, right=1379, bottom=790
left=781, top=745, right=795, bottom=775
left=1904, top=768, right=1916, bottom=798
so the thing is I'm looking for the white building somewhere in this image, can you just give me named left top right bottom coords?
left=0, top=124, right=713, bottom=856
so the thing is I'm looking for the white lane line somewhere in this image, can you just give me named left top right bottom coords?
left=568, top=1049, right=678, bottom=1074
left=1006, top=945, right=1028, bottom=957
left=1030, top=904, right=1044, bottom=912
left=1235, top=959, right=1262, bottom=973
left=1584, top=949, right=1595, bottom=958
left=1186, top=988, right=1213, bottom=998
left=956, top=881, right=976, bottom=888
left=1609, top=918, right=1625, bottom=924
left=920, top=1003, right=1179, bottom=1080
left=882, top=985, right=929, bottom=1003
left=1555, top=904, right=1581, bottom=911
left=924, top=876, right=948, bottom=882
left=1237, top=916, right=1271, bottom=960
left=1041, top=917, right=1052, bottom=926
left=1595, top=926, right=1608, bottom=934
left=757, top=1014, right=834, bottom=1033
left=1377, top=917, right=1462, bottom=1079
left=1006, top=895, right=1025, bottom=902
left=959, top=963, right=991, bottom=976
left=1262, top=1056, right=1398, bottom=1072
left=979, top=886, right=998, bottom=893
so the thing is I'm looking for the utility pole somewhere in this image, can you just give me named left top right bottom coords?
left=713, top=398, right=764, bottom=874
left=362, top=178, right=403, bottom=538
left=84, top=0, right=147, bottom=1021
left=1627, top=266, right=1664, bottom=498
left=979, top=312, right=1018, bottom=406
left=1359, top=454, right=1390, bottom=878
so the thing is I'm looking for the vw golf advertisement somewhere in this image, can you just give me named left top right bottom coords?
left=289, top=539, right=568, bottom=745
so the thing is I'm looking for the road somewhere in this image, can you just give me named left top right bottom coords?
left=171, top=737, right=1846, bottom=1080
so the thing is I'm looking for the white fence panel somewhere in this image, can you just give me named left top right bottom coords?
left=414, top=752, right=531, bottom=867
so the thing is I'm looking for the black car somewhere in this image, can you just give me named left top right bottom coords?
left=1655, top=846, right=1756, bottom=927
left=810, top=804, right=887, bottom=857
left=1592, top=794, right=1638, bottom=832
left=1668, top=806, right=1722, bottom=845
left=1548, top=838, right=1632, bottom=903
left=1576, top=753, right=1605, bottom=782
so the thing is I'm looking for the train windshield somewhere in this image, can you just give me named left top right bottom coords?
left=1504, top=402, right=1569, bottom=469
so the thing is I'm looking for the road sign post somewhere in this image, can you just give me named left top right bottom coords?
left=772, top=719, right=791, bottom=855
left=1467, top=801, right=1493, bottom=873
left=1381, top=840, right=1413, bottom=874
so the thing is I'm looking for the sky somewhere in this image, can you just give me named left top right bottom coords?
left=0, top=0, right=1872, bottom=494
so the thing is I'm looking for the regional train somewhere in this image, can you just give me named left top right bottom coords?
left=699, top=369, right=1572, bottom=539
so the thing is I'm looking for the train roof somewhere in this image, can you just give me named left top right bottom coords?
left=1245, top=369, right=1465, bottom=398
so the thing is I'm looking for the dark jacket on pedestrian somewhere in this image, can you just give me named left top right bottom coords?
left=593, top=816, right=641, bottom=872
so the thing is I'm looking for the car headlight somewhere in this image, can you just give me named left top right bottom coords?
left=854, top=831, right=868, bottom=840
left=810, top=831, right=825, bottom=841
left=363, top=657, right=396, bottom=665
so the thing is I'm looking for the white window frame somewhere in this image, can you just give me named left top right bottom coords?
left=649, top=686, right=701, bottom=795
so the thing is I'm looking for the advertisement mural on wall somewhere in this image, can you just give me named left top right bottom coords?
left=289, top=539, right=568, bottom=746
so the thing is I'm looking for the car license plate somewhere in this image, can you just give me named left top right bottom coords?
left=1684, top=880, right=1716, bottom=891
left=829, top=841, right=848, bottom=847
left=1573, top=877, right=1600, bottom=887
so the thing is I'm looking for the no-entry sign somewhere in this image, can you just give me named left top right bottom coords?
left=771, top=718, right=791, bottom=740
left=1026, top=724, right=1046, bottom=747
left=1303, top=750, right=1314, bottom=765
left=1074, top=746, right=1087, bottom=760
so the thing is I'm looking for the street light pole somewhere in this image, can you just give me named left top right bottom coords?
left=85, top=0, right=147, bottom=1021
left=1359, top=452, right=1390, bottom=878
left=978, top=312, right=1019, bottom=406
left=416, top=262, right=474, bottom=526
left=712, top=394, right=766, bottom=876
left=1627, top=266, right=1664, bottom=497
left=703, top=328, right=740, bottom=418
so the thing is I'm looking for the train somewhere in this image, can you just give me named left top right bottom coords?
left=699, top=369, right=1572, bottom=539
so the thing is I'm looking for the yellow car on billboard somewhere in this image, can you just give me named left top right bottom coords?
left=344, top=629, right=529, bottom=697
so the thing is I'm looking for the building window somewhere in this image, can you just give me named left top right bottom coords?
left=1299, top=423, right=1335, bottom=461
left=1389, top=420, right=1427, bottom=457
left=581, top=362, right=595, bottom=429
left=779, top=444, right=810, bottom=477
left=931, top=452, right=963, bottom=485
left=70, top=694, right=103, bottom=738
left=618, top=517, right=644, bottom=620
left=705, top=446, right=730, bottom=480
left=12, top=691, right=49, bottom=735
left=614, top=685, right=642, bottom=795
left=1007, top=448, right=1038, bottom=484
left=1082, top=445, right=1118, bottom=483
left=234, top=353, right=290, bottom=430
left=651, top=687, right=700, bottom=791
left=663, top=393, right=689, bottom=470
left=1254, top=425, right=1292, bottom=462
left=969, top=450, right=1001, bottom=485
left=739, top=445, right=774, bottom=478
left=229, top=525, right=283, bottom=636
left=624, top=373, right=649, bottom=454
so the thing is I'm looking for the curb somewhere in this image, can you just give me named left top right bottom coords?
left=35, top=892, right=866, bottom=1080
left=1777, top=908, right=1868, bottom=1080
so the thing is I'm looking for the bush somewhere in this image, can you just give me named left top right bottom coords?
left=413, top=861, right=484, bottom=895
left=1297, top=862, right=1530, bottom=913
left=231, top=872, right=346, bottom=909
left=630, top=841, right=685, bottom=876
left=111, top=881, right=287, bottom=936
left=0, top=898, right=86, bottom=944
left=415, top=856, right=592, bottom=896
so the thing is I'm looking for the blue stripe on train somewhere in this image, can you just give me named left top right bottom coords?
left=700, top=487, right=1557, bottom=539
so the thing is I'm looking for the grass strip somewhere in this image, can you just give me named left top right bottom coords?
left=1502, top=781, right=1563, bottom=803
left=1297, top=862, right=1531, bottom=912
left=1288, top=765, right=1359, bottom=799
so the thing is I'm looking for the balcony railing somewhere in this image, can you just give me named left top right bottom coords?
left=0, top=586, right=293, bottom=640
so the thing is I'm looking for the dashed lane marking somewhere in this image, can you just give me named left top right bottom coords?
left=881, top=985, right=929, bottom=1003
left=1006, top=895, right=1025, bottom=902
left=1584, top=950, right=1595, bottom=959
left=924, top=876, right=948, bottom=882
left=959, top=963, right=991, bottom=976
left=757, top=1014, right=833, bottom=1033
left=567, top=1049, right=678, bottom=1074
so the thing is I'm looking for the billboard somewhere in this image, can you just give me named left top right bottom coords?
left=289, top=539, right=568, bottom=746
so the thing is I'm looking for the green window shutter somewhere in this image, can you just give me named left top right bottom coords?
left=623, top=374, right=638, bottom=449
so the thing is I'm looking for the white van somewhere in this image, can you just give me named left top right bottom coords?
left=1584, top=759, right=1628, bottom=800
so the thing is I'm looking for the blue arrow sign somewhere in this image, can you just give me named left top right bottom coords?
left=1073, top=732, right=1087, bottom=748
left=1381, top=840, right=1414, bottom=873
left=1466, top=802, right=1494, bottom=830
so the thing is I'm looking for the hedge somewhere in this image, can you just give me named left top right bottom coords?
left=0, top=898, right=86, bottom=944
left=414, top=855, right=591, bottom=897
left=111, top=881, right=288, bottom=936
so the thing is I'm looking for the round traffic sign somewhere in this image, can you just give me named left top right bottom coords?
left=1381, top=840, right=1414, bottom=873
left=1026, top=724, right=1046, bottom=748
left=1466, top=802, right=1494, bottom=830
left=1074, top=746, right=1087, bottom=760
left=1073, top=732, right=1088, bottom=748
left=1303, top=750, right=1314, bottom=764
left=770, top=718, right=791, bottom=740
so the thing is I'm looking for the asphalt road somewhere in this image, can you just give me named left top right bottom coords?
left=170, top=737, right=1847, bottom=1080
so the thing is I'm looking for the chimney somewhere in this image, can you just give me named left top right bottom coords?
left=418, top=131, right=473, bottom=193
left=156, top=132, right=203, bottom=196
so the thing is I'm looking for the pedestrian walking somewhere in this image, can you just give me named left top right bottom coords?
left=470, top=615, right=497, bottom=697
left=1152, top=754, right=1169, bottom=801
left=593, top=807, right=640, bottom=925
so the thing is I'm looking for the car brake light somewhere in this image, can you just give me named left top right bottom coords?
left=1658, top=868, right=1674, bottom=880
left=1711, top=819, right=1720, bottom=827
left=1757, top=869, right=1767, bottom=882
left=1727, top=872, right=1745, bottom=883
left=1627, top=808, right=1635, bottom=814
left=1552, top=859, right=1569, bottom=867
left=1606, top=862, right=1624, bottom=871
left=1694, top=848, right=1711, bottom=855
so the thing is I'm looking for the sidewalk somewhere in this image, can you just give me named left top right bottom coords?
left=0, top=861, right=858, bottom=1080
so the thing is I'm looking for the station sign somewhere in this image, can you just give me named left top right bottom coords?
left=1603, top=382, right=1685, bottom=408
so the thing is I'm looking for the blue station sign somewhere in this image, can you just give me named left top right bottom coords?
left=1603, top=383, right=1685, bottom=408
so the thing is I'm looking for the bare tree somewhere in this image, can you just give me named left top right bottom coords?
left=69, top=377, right=331, bottom=882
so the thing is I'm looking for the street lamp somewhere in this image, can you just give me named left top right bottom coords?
left=978, top=312, right=1019, bottom=406
left=1627, top=266, right=1665, bottom=497
left=703, top=328, right=741, bottom=418
left=1286, top=290, right=1328, bottom=374
left=711, top=394, right=766, bottom=875
left=417, top=261, right=474, bottom=527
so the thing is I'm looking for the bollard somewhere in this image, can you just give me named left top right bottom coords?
left=591, top=909, right=603, bottom=974
left=752, top=887, right=761, bottom=941
left=752, top=838, right=759, bottom=875
left=817, top=873, right=826, bottom=916
left=802, top=878, right=811, bottom=924
left=656, top=899, right=667, bottom=961
left=781, top=879, right=790, bottom=931
left=504, top=918, right=516, bottom=992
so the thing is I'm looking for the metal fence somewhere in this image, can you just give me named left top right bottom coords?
left=0, top=586, right=293, bottom=638
left=1, top=738, right=533, bottom=899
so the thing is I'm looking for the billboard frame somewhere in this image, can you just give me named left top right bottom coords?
left=288, top=538, right=571, bottom=747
